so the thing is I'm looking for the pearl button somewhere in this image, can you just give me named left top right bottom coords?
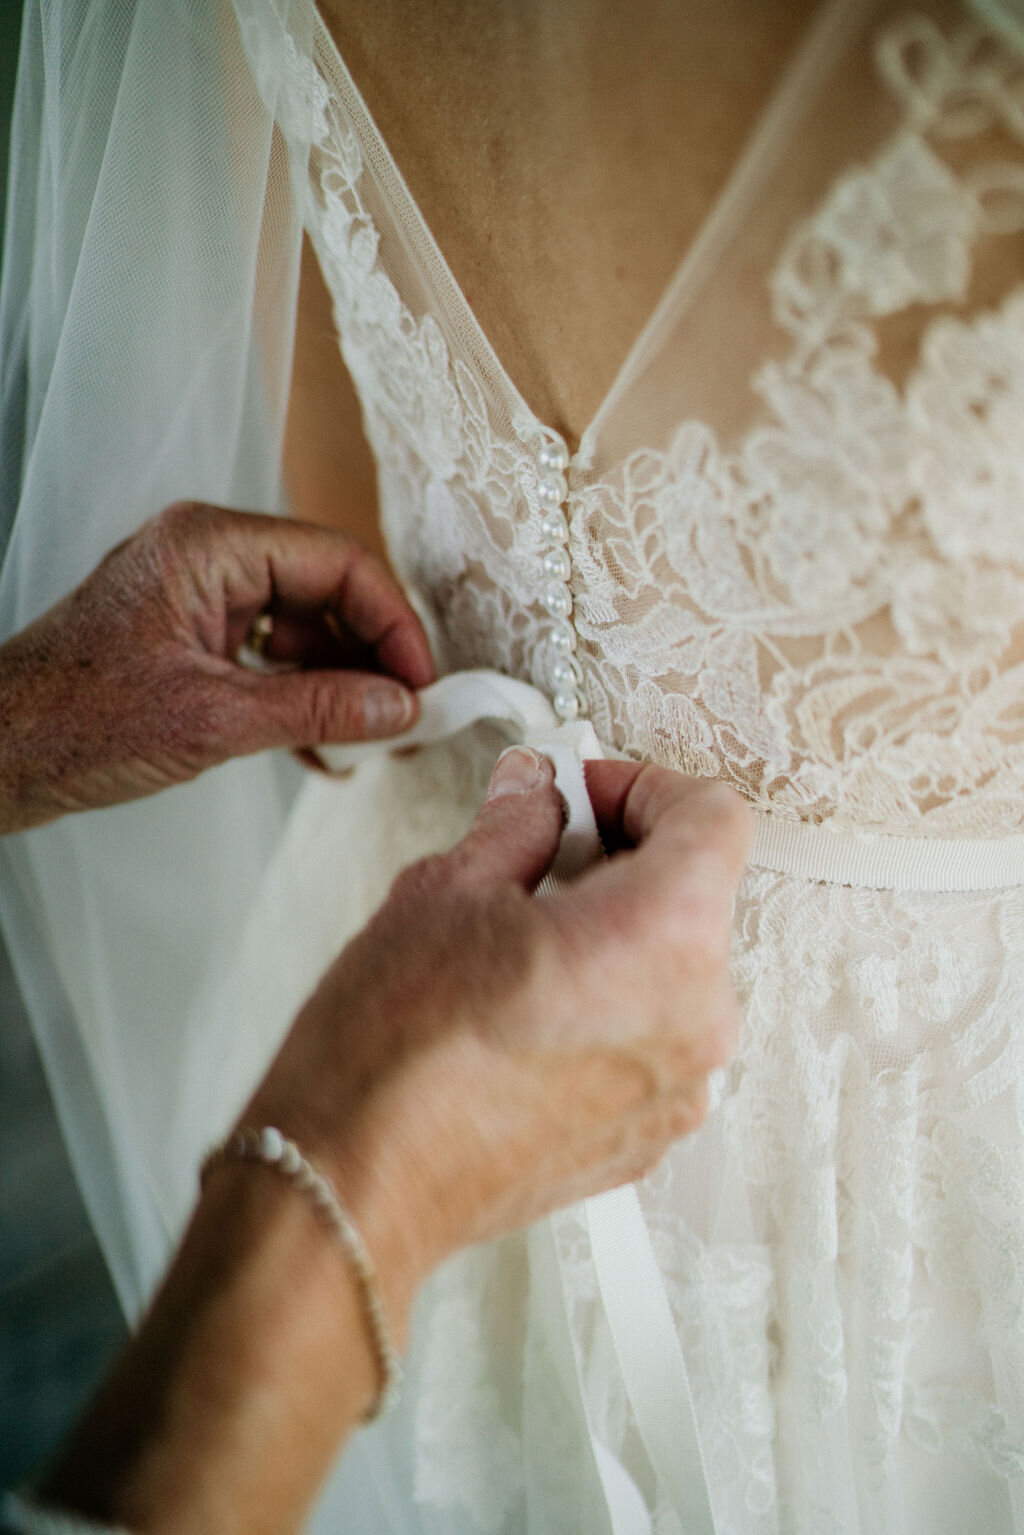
left=537, top=438, right=570, bottom=476
left=540, top=509, right=569, bottom=546
left=552, top=657, right=582, bottom=688
left=542, top=547, right=571, bottom=583
left=548, top=621, right=577, bottom=655
left=537, top=473, right=569, bottom=511
left=532, top=431, right=583, bottom=718
left=544, top=583, right=573, bottom=620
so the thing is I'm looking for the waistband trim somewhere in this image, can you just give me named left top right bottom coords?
left=749, top=812, right=1024, bottom=892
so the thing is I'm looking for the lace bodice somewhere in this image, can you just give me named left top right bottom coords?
left=239, top=0, right=1024, bottom=839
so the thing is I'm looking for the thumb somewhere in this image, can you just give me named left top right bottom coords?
left=444, top=747, right=565, bottom=892
left=235, top=668, right=418, bottom=751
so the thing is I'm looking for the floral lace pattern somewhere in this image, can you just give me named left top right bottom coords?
left=283, top=2, right=1024, bottom=837
left=299, top=100, right=563, bottom=694
left=404, top=872, right=1024, bottom=1532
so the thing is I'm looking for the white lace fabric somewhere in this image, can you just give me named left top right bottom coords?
left=228, top=1, right=1024, bottom=1530
left=262, top=0, right=1024, bottom=839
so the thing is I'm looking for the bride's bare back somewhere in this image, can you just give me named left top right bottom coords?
left=284, top=0, right=816, bottom=550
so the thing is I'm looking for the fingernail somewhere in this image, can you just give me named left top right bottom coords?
left=364, top=682, right=415, bottom=736
left=486, top=746, right=546, bottom=799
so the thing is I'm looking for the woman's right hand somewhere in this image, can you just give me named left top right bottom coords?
left=36, top=751, right=752, bottom=1535
left=245, top=747, right=754, bottom=1339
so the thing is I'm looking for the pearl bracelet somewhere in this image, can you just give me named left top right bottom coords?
left=200, top=1126, right=402, bottom=1421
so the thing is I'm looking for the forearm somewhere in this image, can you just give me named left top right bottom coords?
left=40, top=1169, right=385, bottom=1535
left=0, top=624, right=74, bottom=836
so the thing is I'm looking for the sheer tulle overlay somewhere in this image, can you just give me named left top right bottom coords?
left=2, top=0, right=1024, bottom=1529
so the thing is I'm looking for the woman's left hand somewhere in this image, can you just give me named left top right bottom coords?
left=0, top=501, right=435, bottom=833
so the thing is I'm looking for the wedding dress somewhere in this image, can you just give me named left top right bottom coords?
left=2, top=0, right=1024, bottom=1529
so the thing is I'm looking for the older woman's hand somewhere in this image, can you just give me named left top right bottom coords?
left=0, top=502, right=434, bottom=833
left=246, top=747, right=753, bottom=1337
left=34, top=751, right=751, bottom=1535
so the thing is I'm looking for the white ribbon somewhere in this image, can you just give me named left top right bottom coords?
left=322, top=670, right=1024, bottom=896
left=322, top=669, right=718, bottom=1534
left=318, top=671, right=606, bottom=887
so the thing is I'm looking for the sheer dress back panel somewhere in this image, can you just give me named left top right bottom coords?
left=249, top=0, right=1024, bottom=837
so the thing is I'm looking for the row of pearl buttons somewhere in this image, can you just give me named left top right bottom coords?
left=536, top=436, right=587, bottom=722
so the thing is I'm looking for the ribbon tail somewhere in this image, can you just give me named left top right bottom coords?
left=316, top=667, right=718, bottom=1532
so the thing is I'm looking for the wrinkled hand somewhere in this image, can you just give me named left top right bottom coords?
left=245, top=748, right=753, bottom=1339
left=35, top=753, right=751, bottom=1534
left=0, top=502, right=434, bottom=832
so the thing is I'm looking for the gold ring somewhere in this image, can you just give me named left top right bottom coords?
left=246, top=610, right=274, bottom=657
left=322, top=605, right=344, bottom=642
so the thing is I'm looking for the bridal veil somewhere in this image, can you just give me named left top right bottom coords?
left=0, top=0, right=321, bottom=1315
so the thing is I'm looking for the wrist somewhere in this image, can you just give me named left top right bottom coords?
left=244, top=1026, right=461, bottom=1334
left=201, top=1129, right=403, bottom=1417
left=0, top=635, right=50, bottom=836
left=0, top=612, right=101, bottom=835
left=44, top=1163, right=385, bottom=1535
left=311, top=1030, right=499, bottom=1297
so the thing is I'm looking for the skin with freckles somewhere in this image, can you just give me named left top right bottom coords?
left=0, top=501, right=435, bottom=834
left=39, top=751, right=751, bottom=1535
